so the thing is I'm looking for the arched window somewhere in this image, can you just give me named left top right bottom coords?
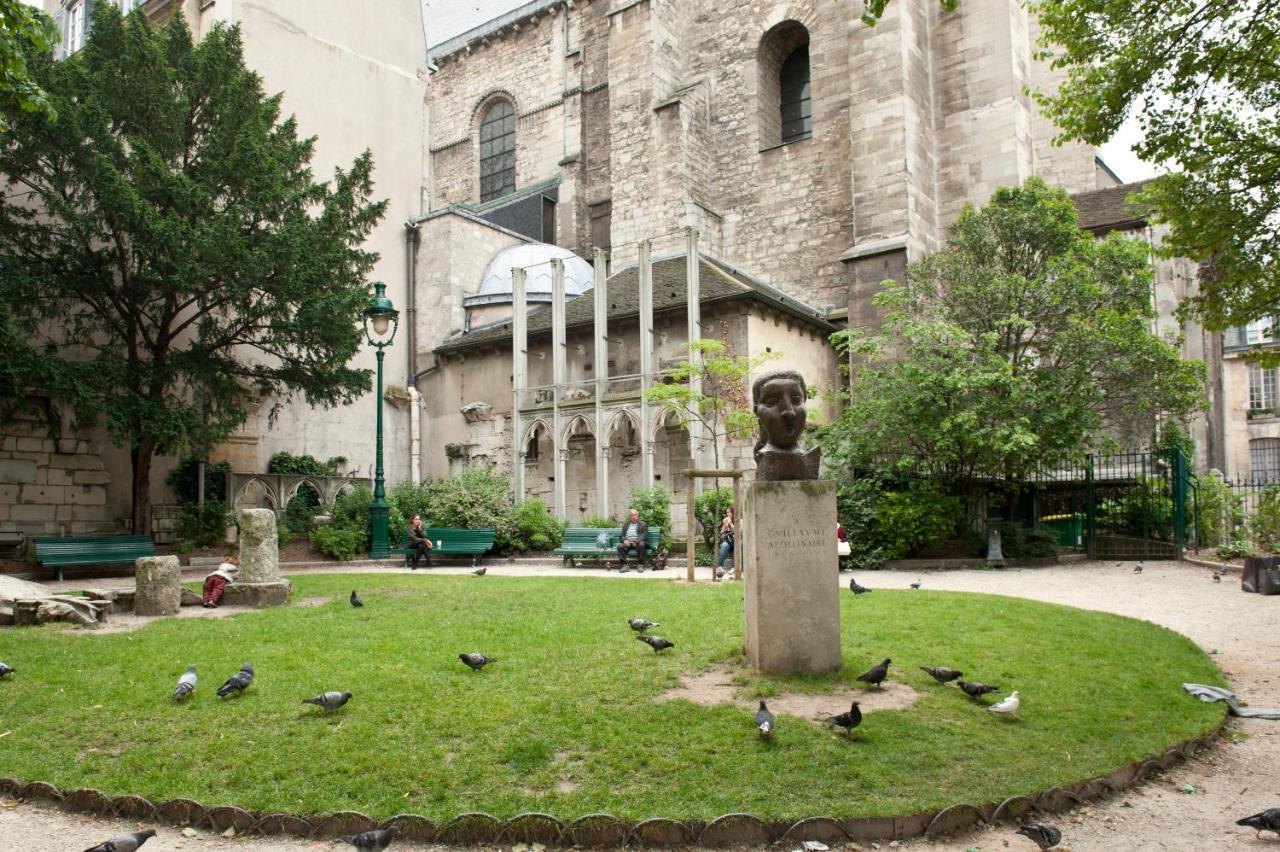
left=779, top=46, right=811, bottom=142
left=479, top=99, right=516, bottom=203
left=757, top=22, right=812, bottom=149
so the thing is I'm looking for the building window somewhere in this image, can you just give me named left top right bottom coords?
left=1249, top=363, right=1278, bottom=411
left=1252, top=438, right=1280, bottom=483
left=56, top=0, right=88, bottom=59
left=779, top=46, right=811, bottom=143
left=479, top=99, right=516, bottom=203
left=119, top=0, right=141, bottom=12
left=1247, top=318, right=1276, bottom=345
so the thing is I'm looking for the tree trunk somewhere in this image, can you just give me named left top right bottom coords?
left=131, top=435, right=156, bottom=537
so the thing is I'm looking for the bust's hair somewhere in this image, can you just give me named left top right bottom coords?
left=752, top=370, right=807, bottom=460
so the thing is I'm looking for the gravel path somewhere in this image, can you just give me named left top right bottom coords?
left=4, top=559, right=1277, bottom=851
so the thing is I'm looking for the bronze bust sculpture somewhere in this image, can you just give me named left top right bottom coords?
left=752, top=369, right=820, bottom=481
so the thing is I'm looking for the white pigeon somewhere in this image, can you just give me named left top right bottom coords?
left=172, top=665, right=197, bottom=701
left=988, top=690, right=1020, bottom=718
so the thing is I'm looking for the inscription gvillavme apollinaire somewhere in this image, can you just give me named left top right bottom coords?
left=762, top=525, right=827, bottom=550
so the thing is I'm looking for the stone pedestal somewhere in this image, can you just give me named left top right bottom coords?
left=238, top=508, right=280, bottom=582
left=134, top=555, right=182, bottom=616
left=743, top=479, right=841, bottom=673
left=221, top=580, right=291, bottom=608
left=985, top=517, right=1005, bottom=566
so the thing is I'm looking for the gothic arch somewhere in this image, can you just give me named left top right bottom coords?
left=470, top=88, right=521, bottom=124
left=650, top=409, right=689, bottom=443
left=560, top=413, right=596, bottom=445
left=283, top=477, right=323, bottom=507
left=605, top=407, right=641, bottom=441
left=521, top=417, right=551, bottom=450
left=232, top=476, right=278, bottom=511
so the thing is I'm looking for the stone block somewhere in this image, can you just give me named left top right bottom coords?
left=21, top=484, right=64, bottom=504
left=56, top=506, right=72, bottom=522
left=14, top=437, right=47, bottom=453
left=0, top=484, right=16, bottom=502
left=180, top=587, right=203, bottom=607
left=220, top=579, right=291, bottom=608
left=133, top=556, right=182, bottom=616
left=743, top=479, right=840, bottom=674
left=45, top=468, right=71, bottom=486
left=11, top=504, right=56, bottom=523
left=73, top=470, right=111, bottom=485
left=238, top=508, right=280, bottom=582
left=0, top=459, right=36, bottom=484
left=66, top=486, right=107, bottom=506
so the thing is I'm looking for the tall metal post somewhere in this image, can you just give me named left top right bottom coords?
left=685, top=227, right=703, bottom=473
left=639, top=239, right=655, bottom=487
left=593, top=248, right=610, bottom=516
left=370, top=346, right=389, bottom=557
left=1085, top=453, right=1096, bottom=560
left=552, top=258, right=568, bottom=520
left=512, top=267, right=528, bottom=503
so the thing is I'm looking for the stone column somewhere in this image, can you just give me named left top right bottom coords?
left=512, top=266, right=528, bottom=503
left=238, top=508, right=280, bottom=582
left=134, top=555, right=181, bottom=616
left=551, top=258, right=568, bottom=520
left=638, top=239, right=655, bottom=486
left=743, top=480, right=841, bottom=673
left=685, top=227, right=703, bottom=475
left=593, top=248, right=610, bottom=517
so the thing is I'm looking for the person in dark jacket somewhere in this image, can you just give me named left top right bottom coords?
left=408, top=514, right=432, bottom=569
left=616, top=507, right=650, bottom=572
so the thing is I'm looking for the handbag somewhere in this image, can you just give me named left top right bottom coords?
left=837, top=541, right=852, bottom=557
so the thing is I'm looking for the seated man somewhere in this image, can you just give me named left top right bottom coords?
left=616, top=507, right=650, bottom=573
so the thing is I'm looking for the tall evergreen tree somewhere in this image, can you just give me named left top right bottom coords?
left=0, top=6, right=387, bottom=533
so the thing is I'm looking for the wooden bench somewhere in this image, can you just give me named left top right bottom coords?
left=34, top=535, right=156, bottom=582
left=391, top=527, right=495, bottom=568
left=554, top=527, right=662, bottom=568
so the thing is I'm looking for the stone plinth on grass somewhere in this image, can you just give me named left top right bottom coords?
left=134, top=555, right=181, bottom=615
left=222, top=580, right=291, bottom=608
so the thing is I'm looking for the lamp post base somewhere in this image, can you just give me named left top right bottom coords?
left=370, top=502, right=390, bottom=558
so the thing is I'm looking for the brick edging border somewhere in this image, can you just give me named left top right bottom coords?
left=0, top=725, right=1226, bottom=846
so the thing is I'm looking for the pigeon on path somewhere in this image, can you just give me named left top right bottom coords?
left=303, top=691, right=352, bottom=710
left=472, top=566, right=487, bottom=576
left=988, top=690, right=1021, bottom=719
left=958, top=680, right=1000, bottom=699
left=848, top=577, right=871, bottom=595
left=828, top=701, right=862, bottom=736
left=628, top=618, right=660, bottom=632
left=216, top=662, right=254, bottom=697
left=755, top=700, right=774, bottom=738
left=637, top=635, right=674, bottom=653
left=1134, top=562, right=1144, bottom=574
left=920, top=666, right=962, bottom=683
left=1213, top=571, right=1222, bottom=583
left=459, top=652, right=497, bottom=670
left=343, top=826, right=398, bottom=851
left=0, top=661, right=14, bottom=678
left=1237, top=808, right=1280, bottom=839
left=82, top=829, right=157, bottom=852
left=350, top=590, right=363, bottom=607
left=1016, top=822, right=1062, bottom=850
left=173, top=665, right=197, bottom=701
left=856, top=658, right=891, bottom=687
left=910, top=579, right=921, bottom=589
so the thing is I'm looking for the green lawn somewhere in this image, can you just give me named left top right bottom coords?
left=0, top=574, right=1225, bottom=821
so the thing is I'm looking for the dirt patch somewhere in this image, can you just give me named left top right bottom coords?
left=66, top=597, right=329, bottom=635
left=658, top=664, right=925, bottom=720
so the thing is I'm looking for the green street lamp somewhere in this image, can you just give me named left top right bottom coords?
left=363, top=282, right=399, bottom=559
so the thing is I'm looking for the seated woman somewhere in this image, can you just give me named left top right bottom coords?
left=408, top=514, right=433, bottom=569
left=203, top=557, right=239, bottom=608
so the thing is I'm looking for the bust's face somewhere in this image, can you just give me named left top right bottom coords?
left=756, top=377, right=806, bottom=448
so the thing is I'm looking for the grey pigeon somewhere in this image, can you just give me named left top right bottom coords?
left=829, top=700, right=862, bottom=736
left=0, top=661, right=14, bottom=678
left=350, top=589, right=363, bottom=607
left=1016, top=822, right=1062, bottom=850
left=755, top=700, right=774, bottom=738
left=637, top=635, right=674, bottom=652
left=342, top=826, right=398, bottom=851
left=216, top=662, right=254, bottom=697
left=82, top=829, right=157, bottom=852
left=1134, top=562, right=1144, bottom=574
left=628, top=618, right=660, bottom=632
left=920, top=666, right=962, bottom=683
left=910, top=579, right=921, bottom=589
left=1213, top=570, right=1222, bottom=583
left=856, top=657, right=890, bottom=687
left=173, top=665, right=197, bottom=700
left=303, top=691, right=352, bottom=710
left=958, top=680, right=1000, bottom=699
left=1237, top=808, right=1280, bottom=838
left=849, top=577, right=871, bottom=595
left=472, top=566, right=487, bottom=576
left=459, top=652, right=497, bottom=670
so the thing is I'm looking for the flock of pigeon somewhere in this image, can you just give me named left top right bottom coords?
left=77, top=826, right=397, bottom=851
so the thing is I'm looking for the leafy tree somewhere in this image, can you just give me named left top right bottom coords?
left=0, top=0, right=58, bottom=128
left=0, top=6, right=386, bottom=534
left=1030, top=0, right=1280, bottom=332
left=822, top=179, right=1206, bottom=503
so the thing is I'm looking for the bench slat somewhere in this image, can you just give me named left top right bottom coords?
left=34, top=535, right=157, bottom=582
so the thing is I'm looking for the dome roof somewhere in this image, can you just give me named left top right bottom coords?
left=473, top=243, right=594, bottom=304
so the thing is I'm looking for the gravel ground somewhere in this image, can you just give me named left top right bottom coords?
left=4, top=559, right=1278, bottom=851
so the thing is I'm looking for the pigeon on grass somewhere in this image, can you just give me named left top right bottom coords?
left=1237, top=808, right=1280, bottom=839
left=856, top=658, right=891, bottom=687
left=172, top=665, right=197, bottom=700
left=459, top=652, right=497, bottom=671
left=628, top=618, right=661, bottom=632
left=920, top=666, right=963, bottom=683
left=350, top=590, right=363, bottom=607
left=303, top=691, right=352, bottom=710
left=216, top=662, right=254, bottom=697
left=1015, top=822, right=1062, bottom=850
left=988, top=690, right=1021, bottom=719
left=82, top=829, right=157, bottom=852
left=755, top=700, right=774, bottom=738
left=343, top=826, right=398, bottom=851
left=0, top=661, right=15, bottom=678
left=637, top=635, right=674, bottom=653
left=848, top=578, right=871, bottom=595
left=957, top=680, right=1000, bottom=699
left=828, top=701, right=862, bottom=736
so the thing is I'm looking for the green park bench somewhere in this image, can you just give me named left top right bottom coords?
left=391, top=527, right=495, bottom=568
left=34, top=535, right=156, bottom=582
left=554, top=527, right=662, bottom=568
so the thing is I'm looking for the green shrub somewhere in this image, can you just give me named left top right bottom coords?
left=173, top=540, right=194, bottom=556
left=875, top=486, right=961, bottom=560
left=1002, top=524, right=1060, bottom=559
left=1098, top=476, right=1174, bottom=541
left=1215, top=539, right=1251, bottom=559
left=388, top=467, right=518, bottom=550
left=266, top=452, right=347, bottom=476
left=309, top=524, right=365, bottom=561
left=836, top=478, right=887, bottom=570
left=628, top=485, right=672, bottom=551
left=282, top=486, right=321, bottom=535
left=1194, top=474, right=1243, bottom=549
left=694, top=486, right=735, bottom=552
left=277, top=524, right=294, bottom=547
left=513, top=499, right=565, bottom=551
left=165, top=457, right=230, bottom=505
left=1250, top=483, right=1280, bottom=553
left=580, top=516, right=617, bottom=528
left=175, top=500, right=230, bottom=549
